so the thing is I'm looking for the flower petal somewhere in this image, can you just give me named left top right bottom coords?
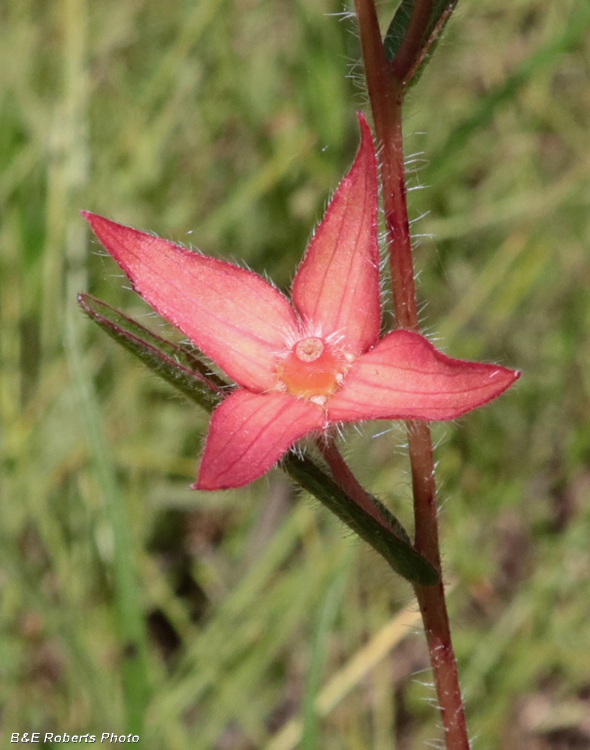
left=291, top=114, right=380, bottom=355
left=328, top=330, right=520, bottom=422
left=83, top=212, right=297, bottom=392
left=195, top=390, right=324, bottom=490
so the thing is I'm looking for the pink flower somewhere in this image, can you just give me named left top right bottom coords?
left=83, top=115, right=519, bottom=490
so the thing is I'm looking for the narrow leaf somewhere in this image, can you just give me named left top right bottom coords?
left=78, top=294, right=226, bottom=412
left=284, top=454, right=439, bottom=586
left=384, top=0, right=458, bottom=86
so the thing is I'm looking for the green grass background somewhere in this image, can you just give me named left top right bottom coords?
left=2, top=0, right=590, bottom=747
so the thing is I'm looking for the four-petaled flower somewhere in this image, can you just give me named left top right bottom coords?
left=83, top=115, right=519, bottom=490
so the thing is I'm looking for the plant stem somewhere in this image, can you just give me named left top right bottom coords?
left=316, top=437, right=391, bottom=531
left=410, top=423, right=470, bottom=750
left=389, top=0, right=433, bottom=83
left=354, top=1, right=470, bottom=747
left=355, top=0, right=417, bottom=329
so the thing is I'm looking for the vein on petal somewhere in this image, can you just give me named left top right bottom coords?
left=211, top=395, right=321, bottom=483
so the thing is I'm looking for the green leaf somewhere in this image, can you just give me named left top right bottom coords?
left=284, top=454, right=439, bottom=586
left=77, top=294, right=226, bottom=412
left=384, top=0, right=458, bottom=86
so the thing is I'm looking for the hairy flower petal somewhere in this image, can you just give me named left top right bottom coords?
left=83, top=212, right=297, bottom=392
left=291, top=114, right=380, bottom=354
left=328, top=330, right=520, bottom=422
left=195, top=390, right=324, bottom=490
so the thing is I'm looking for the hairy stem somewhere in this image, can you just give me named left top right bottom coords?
left=354, top=0, right=417, bottom=329
left=354, top=0, right=470, bottom=747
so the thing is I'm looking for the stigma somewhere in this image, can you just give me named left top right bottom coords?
left=277, top=336, right=351, bottom=402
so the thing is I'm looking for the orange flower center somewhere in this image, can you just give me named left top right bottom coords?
left=277, top=337, right=351, bottom=405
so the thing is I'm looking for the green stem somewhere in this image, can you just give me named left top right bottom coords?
left=354, top=1, right=470, bottom=747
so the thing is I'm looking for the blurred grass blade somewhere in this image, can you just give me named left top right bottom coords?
left=78, top=294, right=225, bottom=412
left=65, top=308, right=150, bottom=735
left=284, top=455, right=439, bottom=586
left=384, top=0, right=458, bottom=85
left=302, top=564, right=350, bottom=750
left=429, top=0, right=590, bottom=177
left=263, top=601, right=423, bottom=750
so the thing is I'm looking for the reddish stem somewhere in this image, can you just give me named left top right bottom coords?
left=389, top=0, right=433, bottom=83
left=316, top=437, right=391, bottom=532
left=405, top=6, right=455, bottom=85
left=354, top=1, right=470, bottom=748
left=355, top=0, right=417, bottom=330
left=409, top=422, right=469, bottom=749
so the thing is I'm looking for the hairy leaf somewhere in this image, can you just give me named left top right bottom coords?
left=78, top=294, right=227, bottom=412
left=285, top=454, right=439, bottom=586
